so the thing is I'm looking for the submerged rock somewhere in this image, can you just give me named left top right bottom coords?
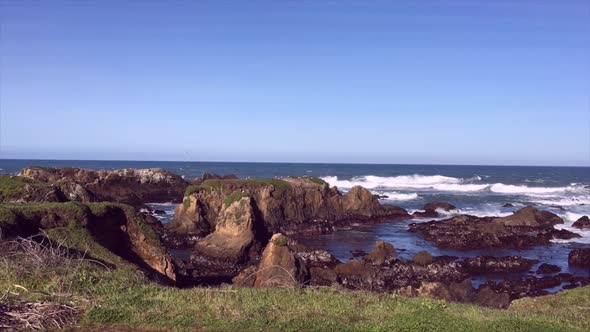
left=568, top=248, right=590, bottom=268
left=572, top=216, right=590, bottom=230
left=408, top=207, right=579, bottom=249
left=536, top=263, right=561, bottom=274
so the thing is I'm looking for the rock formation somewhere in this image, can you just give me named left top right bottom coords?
left=168, top=177, right=410, bottom=237
left=252, top=234, right=309, bottom=288
left=573, top=216, right=590, bottom=230
left=0, top=202, right=176, bottom=282
left=412, top=202, right=457, bottom=218
left=568, top=248, right=590, bottom=268
left=408, top=207, right=579, bottom=249
left=19, top=166, right=188, bottom=206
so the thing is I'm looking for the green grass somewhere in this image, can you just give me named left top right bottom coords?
left=0, top=175, right=52, bottom=201
left=288, top=176, right=328, bottom=186
left=2, top=226, right=589, bottom=331
left=223, top=192, right=249, bottom=208
left=184, top=184, right=203, bottom=197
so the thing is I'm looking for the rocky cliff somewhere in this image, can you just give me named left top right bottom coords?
left=168, top=176, right=410, bottom=236
left=0, top=202, right=176, bottom=282
left=20, top=166, right=188, bottom=205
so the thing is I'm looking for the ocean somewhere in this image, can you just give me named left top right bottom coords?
left=2, top=159, right=589, bottom=285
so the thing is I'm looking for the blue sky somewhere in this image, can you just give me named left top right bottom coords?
left=1, top=0, right=589, bottom=166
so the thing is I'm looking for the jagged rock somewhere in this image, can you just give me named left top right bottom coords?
left=568, top=248, right=590, bottom=267
left=168, top=177, right=410, bottom=236
left=193, top=196, right=259, bottom=263
left=252, top=234, right=309, bottom=288
left=503, top=203, right=514, bottom=208
left=573, top=216, right=590, bottom=230
left=412, top=202, right=457, bottom=218
left=20, top=167, right=188, bottom=206
left=191, top=172, right=238, bottom=186
left=536, top=263, right=561, bottom=274
left=462, top=256, right=538, bottom=274
left=412, top=251, right=433, bottom=266
left=409, top=207, right=579, bottom=249
left=364, top=241, right=397, bottom=265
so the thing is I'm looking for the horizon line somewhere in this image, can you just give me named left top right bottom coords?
left=1, top=157, right=588, bottom=168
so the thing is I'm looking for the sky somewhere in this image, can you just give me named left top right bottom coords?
left=1, top=0, right=589, bottom=166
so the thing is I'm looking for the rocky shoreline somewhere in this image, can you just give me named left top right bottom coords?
left=1, top=166, right=589, bottom=309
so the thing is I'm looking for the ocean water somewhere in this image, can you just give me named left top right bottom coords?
left=2, top=159, right=589, bottom=285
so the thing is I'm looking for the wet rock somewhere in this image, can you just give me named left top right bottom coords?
left=462, top=256, right=538, bottom=274
left=568, top=248, right=590, bottom=268
left=502, top=203, right=514, bottom=208
left=483, top=276, right=562, bottom=300
left=364, top=241, right=397, bottom=265
left=412, top=202, right=457, bottom=218
left=409, top=207, right=578, bottom=249
left=536, top=263, right=561, bottom=274
left=350, top=249, right=368, bottom=258
left=412, top=251, right=433, bottom=266
left=572, top=216, right=590, bottom=230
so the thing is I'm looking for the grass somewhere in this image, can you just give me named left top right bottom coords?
left=288, top=176, right=328, bottom=186
left=0, top=175, right=52, bottom=201
left=223, top=192, right=249, bottom=208
left=1, top=227, right=589, bottom=331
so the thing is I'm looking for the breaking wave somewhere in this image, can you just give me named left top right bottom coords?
left=321, top=175, right=588, bottom=197
left=373, top=191, right=419, bottom=201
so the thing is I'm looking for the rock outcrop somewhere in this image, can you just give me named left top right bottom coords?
left=0, top=175, right=67, bottom=203
left=408, top=207, right=579, bottom=249
left=573, top=216, right=590, bottom=230
left=462, top=256, right=537, bottom=274
left=191, top=172, right=238, bottom=186
left=364, top=240, right=397, bottom=265
left=568, top=248, right=590, bottom=268
left=252, top=234, right=309, bottom=288
left=168, top=177, right=410, bottom=237
left=19, top=167, right=188, bottom=206
left=412, top=202, right=457, bottom=218
left=193, top=196, right=259, bottom=263
left=0, top=202, right=176, bottom=282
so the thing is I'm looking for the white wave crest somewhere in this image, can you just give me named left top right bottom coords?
left=321, top=175, right=587, bottom=197
left=375, top=191, right=419, bottom=201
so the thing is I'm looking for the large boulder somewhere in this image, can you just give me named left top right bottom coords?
left=573, top=216, right=590, bottom=230
left=20, top=167, right=188, bottom=206
left=409, top=207, right=578, bottom=249
left=168, top=177, right=410, bottom=236
left=193, top=196, right=258, bottom=263
left=568, top=248, right=590, bottom=268
left=364, top=241, right=397, bottom=265
left=252, top=234, right=309, bottom=288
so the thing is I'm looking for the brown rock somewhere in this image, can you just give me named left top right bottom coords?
left=568, top=248, right=590, bottom=268
left=413, top=251, right=433, bottom=266
left=193, top=196, right=258, bottom=263
left=253, top=234, right=309, bottom=288
left=573, top=216, right=590, bottom=230
left=364, top=241, right=397, bottom=265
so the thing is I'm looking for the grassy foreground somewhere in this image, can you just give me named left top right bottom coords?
left=1, top=227, right=589, bottom=331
